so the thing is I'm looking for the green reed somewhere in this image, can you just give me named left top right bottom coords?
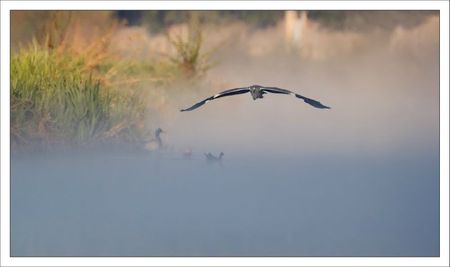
left=11, top=42, right=114, bottom=148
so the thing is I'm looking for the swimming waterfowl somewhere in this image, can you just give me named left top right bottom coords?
left=180, top=85, right=330, bottom=112
left=144, top=128, right=165, bottom=151
left=182, top=148, right=193, bottom=159
left=204, top=152, right=224, bottom=162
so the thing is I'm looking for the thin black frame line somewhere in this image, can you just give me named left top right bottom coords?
left=7, top=9, right=441, bottom=258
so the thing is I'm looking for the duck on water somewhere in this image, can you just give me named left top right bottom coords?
left=204, top=152, right=224, bottom=163
left=145, top=128, right=165, bottom=152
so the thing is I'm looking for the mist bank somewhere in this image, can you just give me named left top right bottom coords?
left=11, top=149, right=439, bottom=256
left=160, top=15, right=439, bottom=159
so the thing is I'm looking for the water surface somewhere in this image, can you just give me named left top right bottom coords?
left=11, top=151, right=439, bottom=256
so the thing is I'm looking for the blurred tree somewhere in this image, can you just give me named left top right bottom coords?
left=117, top=10, right=142, bottom=26
left=121, top=10, right=284, bottom=33
left=308, top=10, right=438, bottom=31
left=125, top=10, right=437, bottom=33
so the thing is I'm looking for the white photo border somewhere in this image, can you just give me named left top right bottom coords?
left=1, top=1, right=448, bottom=266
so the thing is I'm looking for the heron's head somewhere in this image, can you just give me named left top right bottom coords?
left=219, top=152, right=224, bottom=158
left=250, top=85, right=262, bottom=90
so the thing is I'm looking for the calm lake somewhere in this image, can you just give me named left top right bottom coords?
left=11, top=151, right=439, bottom=256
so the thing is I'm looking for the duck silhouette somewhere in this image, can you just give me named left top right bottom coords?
left=204, top=152, right=224, bottom=163
left=144, top=128, right=165, bottom=151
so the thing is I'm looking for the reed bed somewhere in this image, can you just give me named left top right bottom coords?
left=11, top=11, right=212, bottom=152
left=11, top=42, right=111, bottom=148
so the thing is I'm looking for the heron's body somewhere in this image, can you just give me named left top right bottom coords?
left=249, top=86, right=266, bottom=100
left=180, top=85, right=330, bottom=112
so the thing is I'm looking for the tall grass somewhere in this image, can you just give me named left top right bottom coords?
left=11, top=42, right=111, bottom=148
left=10, top=41, right=162, bottom=151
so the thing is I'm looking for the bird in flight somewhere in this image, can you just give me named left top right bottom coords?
left=180, top=85, right=330, bottom=112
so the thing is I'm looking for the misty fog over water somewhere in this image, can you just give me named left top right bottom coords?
left=11, top=151, right=439, bottom=256
left=11, top=12, right=439, bottom=256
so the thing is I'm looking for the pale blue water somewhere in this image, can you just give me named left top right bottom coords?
left=11, top=151, right=439, bottom=256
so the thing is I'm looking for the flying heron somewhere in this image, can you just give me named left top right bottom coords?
left=180, top=85, right=330, bottom=112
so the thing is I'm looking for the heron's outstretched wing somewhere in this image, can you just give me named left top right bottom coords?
left=260, top=86, right=292, bottom=95
left=294, top=94, right=330, bottom=109
left=180, top=87, right=250, bottom=112
left=261, top=86, right=331, bottom=109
